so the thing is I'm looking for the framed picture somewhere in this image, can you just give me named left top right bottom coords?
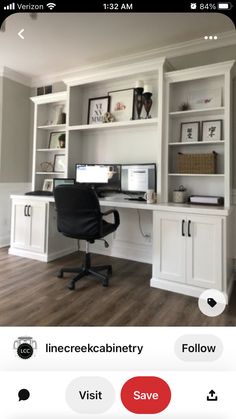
left=180, top=122, right=200, bottom=142
left=48, top=132, right=65, bottom=149
left=108, top=88, right=134, bottom=122
left=202, top=120, right=222, bottom=142
left=53, top=154, right=66, bottom=172
left=188, top=88, right=222, bottom=110
left=87, top=96, right=110, bottom=124
left=42, top=179, right=53, bottom=192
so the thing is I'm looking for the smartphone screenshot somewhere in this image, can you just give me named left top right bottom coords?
left=0, top=1, right=235, bottom=417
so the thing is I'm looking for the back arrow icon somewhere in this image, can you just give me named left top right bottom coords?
left=18, top=29, right=24, bottom=39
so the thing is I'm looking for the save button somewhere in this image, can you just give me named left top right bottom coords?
left=121, top=376, right=171, bottom=414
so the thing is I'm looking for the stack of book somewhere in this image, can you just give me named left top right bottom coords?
left=189, top=195, right=224, bottom=205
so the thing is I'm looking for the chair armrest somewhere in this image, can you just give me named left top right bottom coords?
left=102, top=209, right=120, bottom=228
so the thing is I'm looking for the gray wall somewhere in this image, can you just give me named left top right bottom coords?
left=0, top=77, right=3, bottom=167
left=0, top=77, right=31, bottom=182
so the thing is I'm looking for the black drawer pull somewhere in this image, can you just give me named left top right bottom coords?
left=188, top=220, right=191, bottom=237
left=182, top=220, right=185, bottom=236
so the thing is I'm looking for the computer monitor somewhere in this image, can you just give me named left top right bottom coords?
left=121, top=163, right=156, bottom=193
left=75, top=164, right=121, bottom=191
left=53, top=178, right=75, bottom=191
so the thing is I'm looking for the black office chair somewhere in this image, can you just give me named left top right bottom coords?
left=54, top=184, right=120, bottom=290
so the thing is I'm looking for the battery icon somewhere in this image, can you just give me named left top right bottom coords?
left=217, top=2, right=232, bottom=9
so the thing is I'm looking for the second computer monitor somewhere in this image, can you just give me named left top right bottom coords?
left=121, top=163, right=156, bottom=193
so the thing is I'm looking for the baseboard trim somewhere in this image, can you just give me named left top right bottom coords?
left=8, top=246, right=77, bottom=262
left=150, top=277, right=208, bottom=299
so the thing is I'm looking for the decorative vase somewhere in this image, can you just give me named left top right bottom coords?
left=143, top=92, right=152, bottom=119
left=134, top=87, right=144, bottom=119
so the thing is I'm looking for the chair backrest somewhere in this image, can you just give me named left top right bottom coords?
left=54, top=184, right=102, bottom=240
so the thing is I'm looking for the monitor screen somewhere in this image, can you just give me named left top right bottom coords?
left=53, top=178, right=75, bottom=190
left=75, top=164, right=121, bottom=191
left=121, top=163, right=156, bottom=193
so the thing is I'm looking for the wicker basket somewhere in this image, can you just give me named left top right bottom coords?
left=177, top=151, right=217, bottom=174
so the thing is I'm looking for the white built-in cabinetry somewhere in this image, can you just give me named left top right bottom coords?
left=150, top=61, right=235, bottom=298
left=10, top=198, right=47, bottom=254
left=8, top=58, right=235, bottom=300
left=31, top=91, right=68, bottom=190
left=164, top=61, right=234, bottom=206
left=151, top=208, right=227, bottom=297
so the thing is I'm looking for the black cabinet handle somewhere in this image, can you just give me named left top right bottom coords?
left=188, top=220, right=191, bottom=237
left=182, top=220, right=185, bottom=236
left=24, top=205, right=28, bottom=216
left=27, top=205, right=31, bottom=217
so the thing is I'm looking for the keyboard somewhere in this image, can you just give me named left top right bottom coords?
left=25, top=191, right=53, bottom=196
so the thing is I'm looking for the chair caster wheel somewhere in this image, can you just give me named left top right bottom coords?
left=58, top=271, right=63, bottom=278
left=68, top=282, right=75, bottom=290
left=102, top=279, right=109, bottom=287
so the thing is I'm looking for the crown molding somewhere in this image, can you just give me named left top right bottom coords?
left=0, top=66, right=31, bottom=87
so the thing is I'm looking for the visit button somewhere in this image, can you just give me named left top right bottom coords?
left=121, top=376, right=171, bottom=414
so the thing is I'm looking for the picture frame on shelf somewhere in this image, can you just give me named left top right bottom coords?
left=53, top=154, right=66, bottom=172
left=87, top=96, right=110, bottom=124
left=48, top=131, right=66, bottom=149
left=202, top=120, right=222, bottom=142
left=42, top=179, right=53, bottom=192
left=180, top=121, right=200, bottom=142
left=108, top=88, right=134, bottom=122
left=188, top=87, right=222, bottom=110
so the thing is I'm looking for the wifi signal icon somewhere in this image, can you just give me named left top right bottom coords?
left=47, top=2, right=56, bottom=9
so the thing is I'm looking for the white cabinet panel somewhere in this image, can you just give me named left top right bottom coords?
left=28, top=202, right=46, bottom=253
left=12, top=203, right=29, bottom=249
left=11, top=200, right=46, bottom=253
left=186, top=215, right=222, bottom=289
left=155, top=212, right=186, bottom=283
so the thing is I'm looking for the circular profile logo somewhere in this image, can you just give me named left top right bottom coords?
left=17, top=343, right=34, bottom=359
left=13, top=336, right=37, bottom=360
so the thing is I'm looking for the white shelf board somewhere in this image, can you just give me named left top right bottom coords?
left=69, top=117, right=158, bottom=131
left=168, top=173, right=224, bottom=177
left=37, top=124, right=66, bottom=130
left=169, top=141, right=225, bottom=146
left=36, top=172, right=65, bottom=175
left=36, top=148, right=66, bottom=152
left=169, top=107, right=225, bottom=118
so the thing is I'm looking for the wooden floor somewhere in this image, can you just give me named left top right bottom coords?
left=0, top=247, right=235, bottom=326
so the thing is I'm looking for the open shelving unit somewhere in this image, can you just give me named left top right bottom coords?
left=31, top=91, right=68, bottom=190
left=164, top=61, right=234, bottom=207
left=63, top=58, right=167, bottom=200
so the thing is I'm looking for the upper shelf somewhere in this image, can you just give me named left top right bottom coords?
left=169, top=140, right=225, bottom=146
left=68, top=117, right=158, bottom=131
left=169, top=107, right=225, bottom=118
left=37, top=124, right=66, bottom=130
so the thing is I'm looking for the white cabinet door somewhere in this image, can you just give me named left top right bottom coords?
left=28, top=202, right=47, bottom=253
left=11, top=202, right=29, bottom=249
left=11, top=200, right=47, bottom=254
left=186, top=215, right=222, bottom=289
left=155, top=212, right=186, bottom=283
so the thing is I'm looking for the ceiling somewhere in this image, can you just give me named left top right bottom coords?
left=0, top=13, right=234, bottom=78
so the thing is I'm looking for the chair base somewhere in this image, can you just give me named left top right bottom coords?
left=57, top=251, right=112, bottom=290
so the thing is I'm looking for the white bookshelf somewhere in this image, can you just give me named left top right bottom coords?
left=31, top=92, right=68, bottom=190
left=164, top=61, right=234, bottom=207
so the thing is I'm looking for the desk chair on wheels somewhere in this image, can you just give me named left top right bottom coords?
left=54, top=184, right=120, bottom=290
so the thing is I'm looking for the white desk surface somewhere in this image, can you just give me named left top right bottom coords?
left=10, top=194, right=231, bottom=215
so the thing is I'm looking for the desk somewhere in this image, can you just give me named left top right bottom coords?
left=9, top=194, right=232, bottom=299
